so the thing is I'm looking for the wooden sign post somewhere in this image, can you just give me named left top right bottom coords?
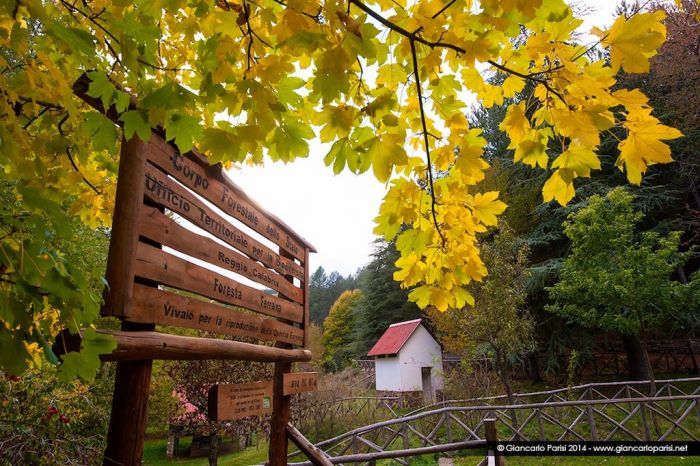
left=72, top=75, right=319, bottom=466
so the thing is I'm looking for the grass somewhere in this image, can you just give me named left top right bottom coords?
left=142, top=437, right=270, bottom=466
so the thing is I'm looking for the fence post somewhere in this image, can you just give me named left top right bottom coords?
left=484, top=418, right=505, bottom=466
left=536, top=408, right=545, bottom=441
left=586, top=388, right=598, bottom=441
left=639, top=400, right=652, bottom=441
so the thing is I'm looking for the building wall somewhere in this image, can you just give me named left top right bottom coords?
left=375, top=356, right=401, bottom=391
left=398, top=326, right=444, bottom=391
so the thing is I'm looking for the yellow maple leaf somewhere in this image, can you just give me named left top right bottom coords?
left=602, top=11, right=667, bottom=74
left=468, top=191, right=507, bottom=227
left=499, top=102, right=529, bottom=143
left=551, top=144, right=601, bottom=178
left=502, top=75, right=525, bottom=97
left=512, top=128, right=550, bottom=169
left=542, top=169, right=575, bottom=205
left=394, top=252, right=427, bottom=286
left=617, top=108, right=682, bottom=184
left=612, top=88, right=649, bottom=110
left=550, top=107, right=600, bottom=148
left=431, top=287, right=452, bottom=312
left=408, top=286, right=432, bottom=309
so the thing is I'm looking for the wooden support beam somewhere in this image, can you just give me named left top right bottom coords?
left=104, top=322, right=154, bottom=466
left=57, top=330, right=312, bottom=363
left=484, top=418, right=505, bottom=466
left=286, top=423, right=333, bottom=466
left=102, top=136, right=153, bottom=466
left=269, top=248, right=299, bottom=466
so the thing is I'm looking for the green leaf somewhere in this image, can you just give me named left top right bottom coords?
left=49, top=22, right=95, bottom=56
left=324, top=138, right=352, bottom=174
left=276, top=77, right=306, bottom=107
left=83, top=112, right=119, bottom=152
left=114, top=91, right=131, bottom=113
left=86, top=71, right=117, bottom=112
left=268, top=119, right=314, bottom=162
left=165, top=114, right=202, bottom=153
left=199, top=127, right=245, bottom=162
left=58, top=328, right=116, bottom=381
left=119, top=110, right=152, bottom=142
left=142, top=82, right=194, bottom=110
left=17, top=185, right=71, bottom=237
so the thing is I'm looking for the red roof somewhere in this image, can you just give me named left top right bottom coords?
left=367, top=319, right=423, bottom=357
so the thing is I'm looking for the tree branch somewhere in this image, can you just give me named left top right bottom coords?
left=348, top=0, right=568, bottom=105
left=410, top=39, right=445, bottom=248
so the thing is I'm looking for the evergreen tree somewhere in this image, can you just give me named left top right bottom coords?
left=354, top=239, right=421, bottom=355
left=308, top=266, right=358, bottom=325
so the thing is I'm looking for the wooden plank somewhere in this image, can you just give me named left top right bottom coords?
left=283, top=372, right=319, bottom=396
left=101, top=136, right=150, bottom=318
left=129, top=284, right=304, bottom=346
left=55, top=329, right=312, bottom=362
left=208, top=381, right=273, bottom=422
left=134, top=242, right=304, bottom=323
left=142, top=162, right=305, bottom=281
left=286, top=422, right=333, bottom=466
left=146, top=138, right=306, bottom=261
left=139, top=206, right=303, bottom=303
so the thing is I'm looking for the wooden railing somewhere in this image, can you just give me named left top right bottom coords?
left=286, top=378, right=700, bottom=465
left=409, top=376, right=700, bottom=414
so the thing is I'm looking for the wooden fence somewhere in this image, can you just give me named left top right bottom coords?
left=287, top=378, right=700, bottom=465
left=409, top=376, right=700, bottom=414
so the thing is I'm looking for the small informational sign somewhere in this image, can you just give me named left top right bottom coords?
left=208, top=381, right=273, bottom=421
left=282, top=372, right=319, bottom=396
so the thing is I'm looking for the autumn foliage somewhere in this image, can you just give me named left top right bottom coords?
left=0, top=0, right=687, bottom=374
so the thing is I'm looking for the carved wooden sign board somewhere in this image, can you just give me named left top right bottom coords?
left=73, top=74, right=321, bottom=466
left=111, top=136, right=311, bottom=341
left=208, top=381, right=273, bottom=422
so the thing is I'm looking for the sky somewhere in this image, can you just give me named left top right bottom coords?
left=230, top=0, right=623, bottom=277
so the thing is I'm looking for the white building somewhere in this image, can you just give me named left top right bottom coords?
left=367, top=319, right=443, bottom=405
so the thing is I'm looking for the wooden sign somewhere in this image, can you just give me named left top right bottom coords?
left=138, top=206, right=303, bottom=303
left=129, top=284, right=305, bottom=346
left=146, top=138, right=305, bottom=261
left=134, top=243, right=304, bottom=323
left=142, top=163, right=304, bottom=281
left=282, top=372, right=319, bottom=396
left=72, top=74, right=317, bottom=466
left=208, top=381, right=273, bottom=421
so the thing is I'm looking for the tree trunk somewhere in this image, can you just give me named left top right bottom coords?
left=636, top=316, right=661, bottom=437
left=494, top=350, right=519, bottom=438
left=527, top=352, right=542, bottom=383
left=620, top=333, right=650, bottom=380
